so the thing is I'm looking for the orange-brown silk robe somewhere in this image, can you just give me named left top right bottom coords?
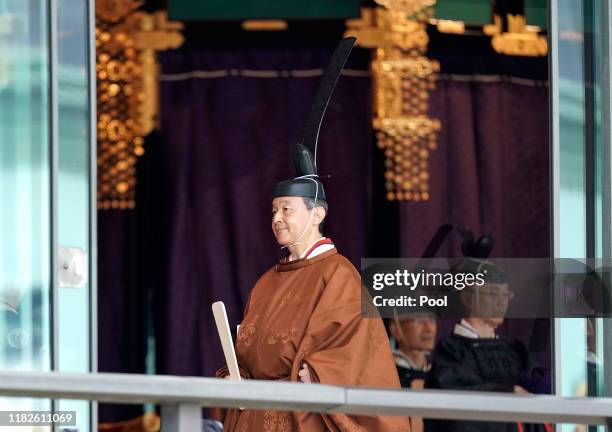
left=217, top=248, right=410, bottom=432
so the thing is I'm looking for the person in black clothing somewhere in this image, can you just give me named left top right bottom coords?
left=389, top=312, right=437, bottom=389
left=390, top=310, right=437, bottom=432
left=424, top=259, right=541, bottom=432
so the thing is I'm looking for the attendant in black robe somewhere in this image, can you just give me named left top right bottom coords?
left=425, top=322, right=531, bottom=432
left=389, top=312, right=437, bottom=432
left=425, top=259, right=546, bottom=432
left=389, top=313, right=436, bottom=389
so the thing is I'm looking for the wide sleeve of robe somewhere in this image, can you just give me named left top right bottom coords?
left=290, top=262, right=410, bottom=431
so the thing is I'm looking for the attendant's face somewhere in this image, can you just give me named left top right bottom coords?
left=392, top=316, right=437, bottom=352
left=464, top=282, right=512, bottom=327
left=271, top=196, right=318, bottom=246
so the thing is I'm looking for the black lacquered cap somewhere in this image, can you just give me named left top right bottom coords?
left=272, top=178, right=326, bottom=200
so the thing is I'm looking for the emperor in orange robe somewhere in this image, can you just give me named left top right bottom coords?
left=217, top=38, right=410, bottom=430
left=217, top=246, right=410, bottom=431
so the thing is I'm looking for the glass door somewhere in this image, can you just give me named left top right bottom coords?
left=551, top=0, right=611, bottom=430
left=56, top=0, right=96, bottom=430
left=0, top=0, right=53, bottom=413
left=0, top=0, right=96, bottom=430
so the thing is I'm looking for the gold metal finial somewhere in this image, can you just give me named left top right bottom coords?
left=486, top=13, right=548, bottom=57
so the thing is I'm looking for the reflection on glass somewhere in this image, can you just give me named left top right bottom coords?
left=57, top=0, right=90, bottom=374
left=57, top=0, right=93, bottom=430
left=0, top=0, right=51, bottom=371
left=556, top=0, right=609, bottom=430
left=0, top=0, right=52, bottom=411
left=557, top=2, right=589, bottom=422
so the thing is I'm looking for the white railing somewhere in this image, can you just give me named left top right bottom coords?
left=0, top=371, right=611, bottom=431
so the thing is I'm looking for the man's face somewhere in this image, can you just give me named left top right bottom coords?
left=393, top=316, right=437, bottom=352
left=467, top=282, right=512, bottom=327
left=271, top=196, right=312, bottom=246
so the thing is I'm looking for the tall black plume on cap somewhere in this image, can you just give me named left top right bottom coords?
left=273, top=37, right=357, bottom=200
left=295, top=37, right=357, bottom=176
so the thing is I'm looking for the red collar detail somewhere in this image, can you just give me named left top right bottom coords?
left=302, top=237, right=334, bottom=259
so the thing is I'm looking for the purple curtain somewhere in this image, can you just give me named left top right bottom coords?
left=97, top=131, right=168, bottom=422
left=400, top=76, right=550, bottom=259
left=97, top=210, right=146, bottom=422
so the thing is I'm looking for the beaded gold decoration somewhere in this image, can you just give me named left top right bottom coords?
left=346, top=2, right=440, bottom=201
left=96, top=0, right=183, bottom=209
